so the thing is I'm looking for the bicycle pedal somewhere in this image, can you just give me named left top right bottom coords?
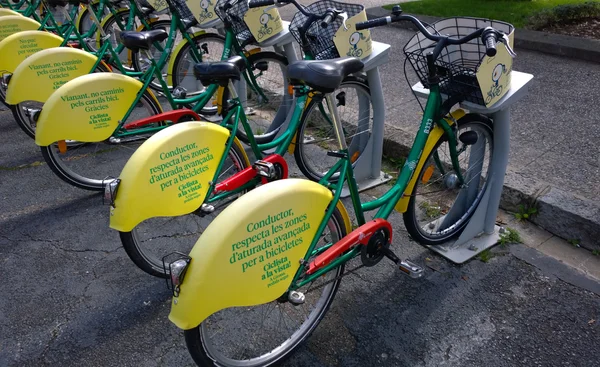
left=253, top=160, right=276, bottom=179
left=398, top=260, right=424, bottom=279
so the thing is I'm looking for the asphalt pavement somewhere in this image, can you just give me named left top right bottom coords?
left=2, top=2, right=600, bottom=366
left=1, top=103, right=599, bottom=366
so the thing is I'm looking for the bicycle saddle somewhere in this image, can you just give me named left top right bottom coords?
left=119, top=29, right=168, bottom=52
left=193, top=56, right=246, bottom=87
left=288, top=57, right=364, bottom=93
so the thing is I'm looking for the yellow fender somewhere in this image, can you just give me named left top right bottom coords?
left=0, top=9, right=21, bottom=16
left=169, top=178, right=334, bottom=330
left=6, top=47, right=100, bottom=104
left=0, top=15, right=40, bottom=42
left=394, top=109, right=466, bottom=213
left=166, top=30, right=206, bottom=86
left=109, top=121, right=233, bottom=232
left=0, top=30, right=62, bottom=75
left=35, top=73, right=144, bottom=146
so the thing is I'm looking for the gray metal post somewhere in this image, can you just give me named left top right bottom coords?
left=484, top=108, right=510, bottom=234
left=366, top=68, right=385, bottom=179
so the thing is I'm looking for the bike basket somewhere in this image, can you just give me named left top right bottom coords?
left=215, top=0, right=255, bottom=46
left=404, top=17, right=514, bottom=106
left=289, top=0, right=365, bottom=60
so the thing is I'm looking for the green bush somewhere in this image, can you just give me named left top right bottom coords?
left=529, top=1, right=600, bottom=29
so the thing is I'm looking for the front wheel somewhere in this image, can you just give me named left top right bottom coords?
left=170, top=32, right=226, bottom=114
left=403, top=113, right=494, bottom=245
left=39, top=89, right=163, bottom=191
left=184, top=207, right=348, bottom=366
left=119, top=140, right=250, bottom=278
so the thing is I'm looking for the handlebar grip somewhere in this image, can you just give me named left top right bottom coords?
left=321, top=13, right=334, bottom=28
left=248, top=0, right=275, bottom=8
left=355, top=16, right=390, bottom=31
left=483, top=32, right=498, bottom=57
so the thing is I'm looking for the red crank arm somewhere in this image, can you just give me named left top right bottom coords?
left=307, top=218, right=393, bottom=274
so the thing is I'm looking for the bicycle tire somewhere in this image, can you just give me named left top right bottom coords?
left=119, top=139, right=250, bottom=278
left=170, top=32, right=226, bottom=115
left=184, top=206, right=348, bottom=366
left=233, top=51, right=290, bottom=145
left=99, top=9, right=136, bottom=71
left=403, top=113, right=494, bottom=245
left=39, top=89, right=163, bottom=191
left=76, top=2, right=110, bottom=52
left=130, top=19, right=174, bottom=92
left=9, top=61, right=112, bottom=139
left=294, top=76, right=372, bottom=182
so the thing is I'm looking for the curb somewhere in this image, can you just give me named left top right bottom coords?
left=365, top=7, right=600, bottom=63
left=380, top=127, right=600, bottom=253
left=366, top=7, right=600, bottom=253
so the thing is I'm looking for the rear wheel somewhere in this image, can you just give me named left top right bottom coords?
left=184, top=207, right=347, bottom=366
left=99, top=10, right=137, bottom=71
left=403, top=114, right=494, bottom=245
left=294, top=76, right=372, bottom=182
left=40, top=90, right=162, bottom=191
left=119, top=140, right=249, bottom=278
left=234, top=51, right=290, bottom=145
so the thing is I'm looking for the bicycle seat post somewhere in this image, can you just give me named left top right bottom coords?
left=324, top=92, right=347, bottom=151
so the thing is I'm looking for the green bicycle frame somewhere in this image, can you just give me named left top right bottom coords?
left=291, top=82, right=467, bottom=288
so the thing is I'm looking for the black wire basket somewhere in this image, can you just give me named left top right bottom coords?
left=289, top=0, right=364, bottom=60
left=404, top=17, right=514, bottom=105
left=215, top=0, right=255, bottom=46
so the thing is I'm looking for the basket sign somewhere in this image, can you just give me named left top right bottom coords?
left=333, top=10, right=372, bottom=60
left=169, top=179, right=333, bottom=330
left=146, top=0, right=168, bottom=12
left=186, top=0, right=217, bottom=25
left=476, top=31, right=514, bottom=107
left=244, top=6, right=283, bottom=43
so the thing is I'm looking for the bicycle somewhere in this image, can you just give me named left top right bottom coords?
left=162, top=7, right=518, bottom=366
left=2, top=0, right=235, bottom=137
left=104, top=0, right=376, bottom=278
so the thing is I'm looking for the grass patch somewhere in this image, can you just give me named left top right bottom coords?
left=498, top=227, right=521, bottom=247
left=384, top=0, right=592, bottom=28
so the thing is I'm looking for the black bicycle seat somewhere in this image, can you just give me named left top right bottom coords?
left=288, top=57, right=364, bottom=93
left=193, top=56, right=246, bottom=86
left=181, top=16, right=198, bottom=31
left=119, top=29, right=168, bottom=52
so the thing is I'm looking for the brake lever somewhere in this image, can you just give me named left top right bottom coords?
left=501, top=33, right=517, bottom=58
left=339, top=11, right=348, bottom=30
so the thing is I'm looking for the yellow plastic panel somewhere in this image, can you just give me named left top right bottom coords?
left=110, top=121, right=230, bottom=232
left=0, top=31, right=62, bottom=75
left=169, top=179, right=333, bottom=330
left=6, top=47, right=99, bottom=104
left=35, top=73, right=143, bottom=146
left=394, top=109, right=465, bottom=213
left=0, top=16, right=40, bottom=41
left=0, top=9, right=21, bottom=16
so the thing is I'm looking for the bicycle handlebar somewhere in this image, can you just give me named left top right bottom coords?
left=356, top=13, right=505, bottom=58
left=248, top=0, right=275, bottom=8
